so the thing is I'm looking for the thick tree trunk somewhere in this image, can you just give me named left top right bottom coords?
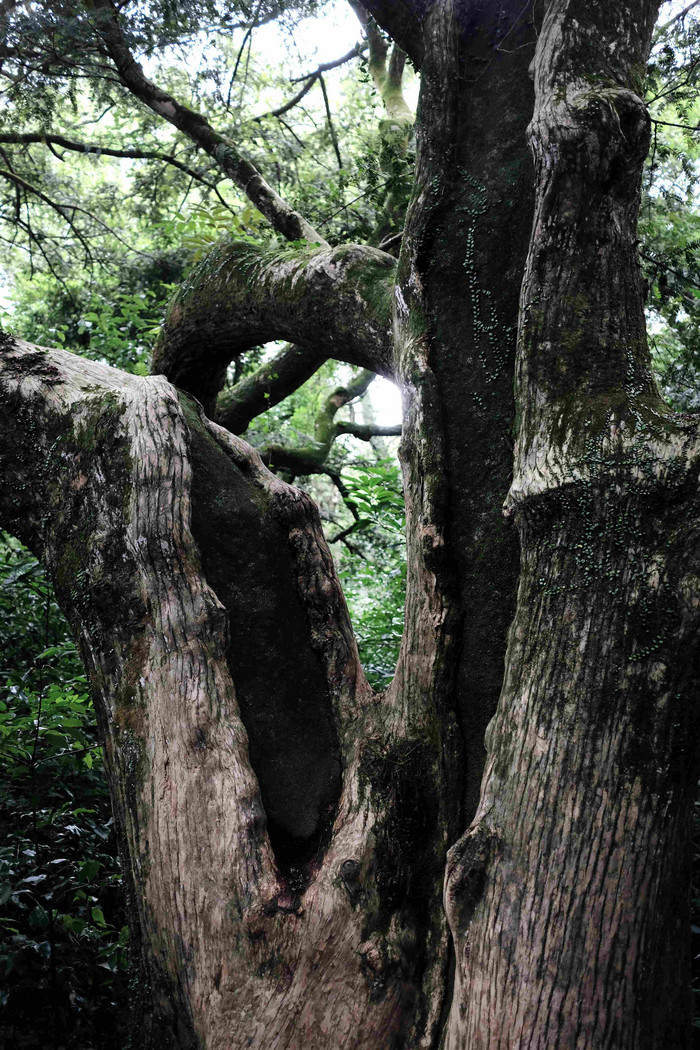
left=0, top=339, right=450, bottom=1047
left=1, top=0, right=697, bottom=1047
left=444, top=1, right=697, bottom=1047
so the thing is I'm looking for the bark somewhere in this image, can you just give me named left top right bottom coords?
left=359, top=0, right=426, bottom=68
left=151, top=240, right=396, bottom=417
left=395, top=0, right=536, bottom=828
left=1, top=0, right=697, bottom=1047
left=444, top=2, right=696, bottom=1047
left=0, top=337, right=447, bottom=1048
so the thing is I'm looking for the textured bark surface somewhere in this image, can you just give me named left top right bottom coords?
left=0, top=339, right=449, bottom=1048
left=398, top=0, right=535, bottom=828
left=444, top=2, right=697, bottom=1047
left=1, top=0, right=697, bottom=1047
left=152, top=240, right=396, bottom=416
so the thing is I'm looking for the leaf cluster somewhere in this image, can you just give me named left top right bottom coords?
left=0, top=535, right=129, bottom=1050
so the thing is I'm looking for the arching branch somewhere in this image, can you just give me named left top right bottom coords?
left=217, top=343, right=326, bottom=434
left=152, top=240, right=397, bottom=416
left=336, top=419, right=402, bottom=439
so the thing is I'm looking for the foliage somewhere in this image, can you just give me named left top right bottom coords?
left=0, top=535, right=129, bottom=1050
left=642, top=11, right=700, bottom=408
left=336, top=460, right=406, bottom=689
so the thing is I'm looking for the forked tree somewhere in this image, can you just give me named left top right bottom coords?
left=0, top=0, right=695, bottom=1047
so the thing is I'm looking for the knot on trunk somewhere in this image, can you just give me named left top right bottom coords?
left=531, top=87, right=650, bottom=198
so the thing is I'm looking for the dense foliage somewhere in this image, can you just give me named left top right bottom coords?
left=0, top=536, right=129, bottom=1050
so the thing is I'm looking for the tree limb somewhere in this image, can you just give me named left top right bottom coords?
left=89, top=0, right=326, bottom=244
left=255, top=369, right=401, bottom=481
left=0, top=334, right=384, bottom=1044
left=152, top=239, right=396, bottom=415
left=350, top=0, right=425, bottom=69
left=253, top=45, right=365, bottom=122
left=217, top=343, right=327, bottom=434
left=350, top=2, right=414, bottom=123
left=336, top=420, right=401, bottom=439
left=653, top=0, right=700, bottom=39
left=0, top=132, right=233, bottom=195
left=319, top=74, right=343, bottom=169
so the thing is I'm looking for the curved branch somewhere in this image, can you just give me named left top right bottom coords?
left=256, top=369, right=401, bottom=482
left=217, top=343, right=326, bottom=434
left=90, top=0, right=325, bottom=244
left=152, top=239, right=396, bottom=416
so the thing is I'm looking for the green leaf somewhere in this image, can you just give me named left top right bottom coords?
left=91, top=906, right=106, bottom=927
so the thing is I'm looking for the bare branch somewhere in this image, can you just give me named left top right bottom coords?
left=255, top=370, right=387, bottom=478
left=654, top=0, right=700, bottom=39
left=0, top=166, right=94, bottom=262
left=290, top=44, right=367, bottom=84
left=318, top=74, right=343, bottom=169
left=336, top=420, right=401, bottom=439
left=254, top=46, right=364, bottom=123
left=0, top=132, right=234, bottom=195
left=649, top=116, right=700, bottom=131
left=254, top=71, right=318, bottom=121
left=377, top=229, right=404, bottom=251
left=90, top=0, right=326, bottom=244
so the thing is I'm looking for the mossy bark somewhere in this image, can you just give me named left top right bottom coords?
left=152, top=241, right=397, bottom=418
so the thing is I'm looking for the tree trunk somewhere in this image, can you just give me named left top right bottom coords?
left=444, top=1, right=696, bottom=1047
left=0, top=0, right=696, bottom=1047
